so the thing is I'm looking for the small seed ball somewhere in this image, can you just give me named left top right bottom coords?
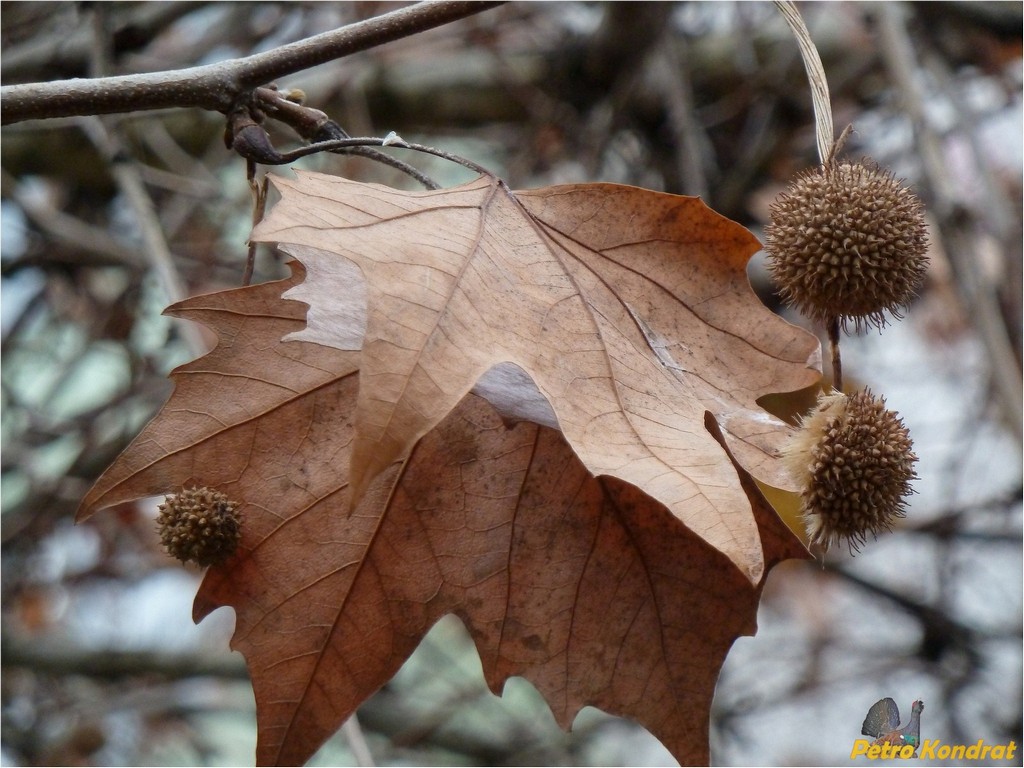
left=764, top=161, right=929, bottom=331
left=156, top=487, right=242, bottom=566
left=783, top=389, right=918, bottom=552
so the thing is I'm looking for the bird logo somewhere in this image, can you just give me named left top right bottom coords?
left=861, top=698, right=924, bottom=756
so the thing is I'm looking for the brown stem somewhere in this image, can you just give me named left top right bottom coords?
left=828, top=316, right=843, bottom=392
left=249, top=87, right=441, bottom=189
left=1, top=2, right=505, bottom=125
left=243, top=161, right=268, bottom=287
left=259, top=135, right=495, bottom=177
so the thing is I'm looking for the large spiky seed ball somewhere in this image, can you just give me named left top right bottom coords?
left=783, top=389, right=918, bottom=552
left=156, top=486, right=241, bottom=566
left=764, top=161, right=929, bottom=330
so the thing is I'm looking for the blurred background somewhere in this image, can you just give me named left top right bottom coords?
left=2, top=2, right=1021, bottom=765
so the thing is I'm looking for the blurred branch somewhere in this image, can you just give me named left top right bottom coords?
left=871, top=3, right=1023, bottom=441
left=652, top=36, right=710, bottom=198
left=829, top=565, right=989, bottom=680
left=0, top=635, right=543, bottom=765
left=904, top=486, right=1023, bottom=541
left=81, top=7, right=209, bottom=356
left=1, top=1, right=504, bottom=125
left=1, top=2, right=202, bottom=83
left=0, top=168, right=146, bottom=269
left=1, top=636, right=249, bottom=680
left=342, top=715, right=376, bottom=767
left=916, top=1, right=1024, bottom=38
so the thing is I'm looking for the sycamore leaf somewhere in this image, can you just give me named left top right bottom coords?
left=78, top=266, right=808, bottom=766
left=251, top=172, right=820, bottom=582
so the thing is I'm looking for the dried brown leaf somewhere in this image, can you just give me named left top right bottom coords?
left=80, top=173, right=821, bottom=765
left=253, top=173, right=820, bottom=581
left=80, top=266, right=807, bottom=764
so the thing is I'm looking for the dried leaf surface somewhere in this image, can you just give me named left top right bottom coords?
left=79, top=267, right=807, bottom=765
left=252, top=172, right=819, bottom=581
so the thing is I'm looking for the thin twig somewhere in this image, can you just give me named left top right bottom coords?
left=328, top=146, right=442, bottom=190
left=243, top=162, right=268, bottom=286
left=870, top=3, right=1022, bottom=440
left=1, top=2, right=505, bottom=125
left=0, top=169, right=145, bottom=269
left=342, top=715, right=376, bottom=767
left=654, top=35, right=710, bottom=198
left=2, top=2, right=198, bottom=82
left=81, top=116, right=207, bottom=356
left=247, top=135, right=494, bottom=178
left=81, top=7, right=206, bottom=354
left=162, top=122, right=253, bottom=241
left=827, top=317, right=843, bottom=392
left=247, top=86, right=441, bottom=189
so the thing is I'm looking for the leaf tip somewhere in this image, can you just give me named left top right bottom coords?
left=74, top=488, right=107, bottom=524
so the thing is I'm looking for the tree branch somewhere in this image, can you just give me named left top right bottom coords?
left=1, top=1, right=504, bottom=125
left=1, top=635, right=250, bottom=680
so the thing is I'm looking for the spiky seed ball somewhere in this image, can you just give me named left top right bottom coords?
left=783, top=389, right=918, bottom=552
left=764, top=161, right=929, bottom=331
left=156, top=486, right=241, bottom=566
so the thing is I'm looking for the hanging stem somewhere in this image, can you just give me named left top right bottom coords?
left=260, top=135, right=495, bottom=178
left=774, top=0, right=834, bottom=165
left=777, top=1, right=847, bottom=392
left=243, top=158, right=268, bottom=286
left=828, top=316, right=843, bottom=392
